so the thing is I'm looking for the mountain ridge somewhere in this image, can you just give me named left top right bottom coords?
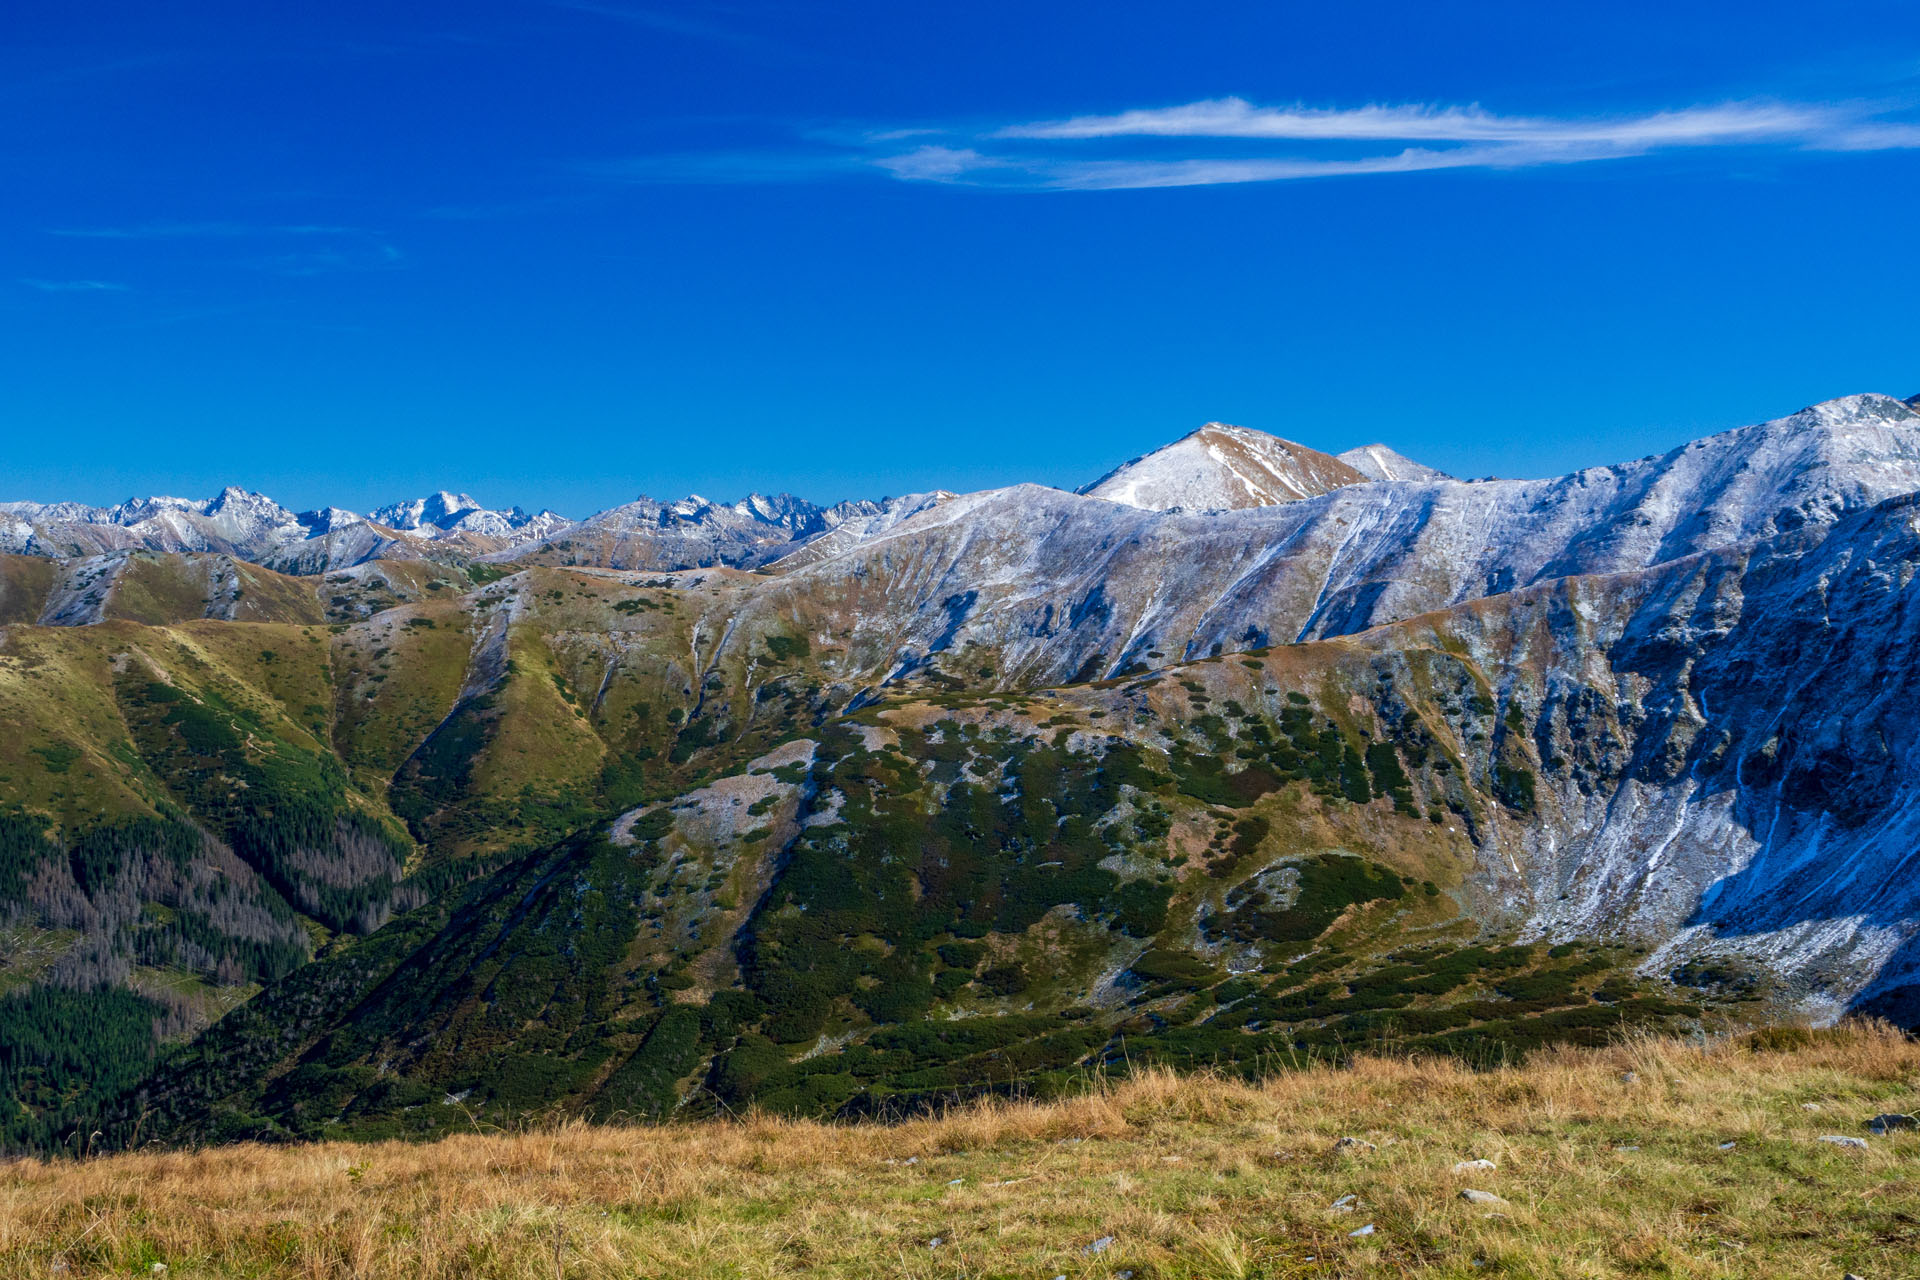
left=4, top=388, right=1918, bottom=1150
left=11, top=392, right=1912, bottom=584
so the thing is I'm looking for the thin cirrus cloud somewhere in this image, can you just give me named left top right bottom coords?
left=20, top=278, right=130, bottom=292
left=992, top=97, right=1841, bottom=143
left=48, top=222, right=370, bottom=239
left=863, top=95, right=1920, bottom=190
left=548, top=0, right=748, bottom=44
left=585, top=95, right=1920, bottom=191
left=38, top=222, right=404, bottom=278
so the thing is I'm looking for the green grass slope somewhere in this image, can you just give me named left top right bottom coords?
left=114, top=640, right=1722, bottom=1147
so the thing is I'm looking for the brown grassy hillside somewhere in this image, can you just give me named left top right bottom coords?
left=3, top=1023, right=1915, bottom=1278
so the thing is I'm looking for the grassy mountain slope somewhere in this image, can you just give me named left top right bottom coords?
left=1, top=558, right=909, bottom=1143
left=115, top=598, right=1724, bottom=1144
left=11, top=1025, right=1918, bottom=1279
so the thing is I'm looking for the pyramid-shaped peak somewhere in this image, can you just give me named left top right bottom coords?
left=1337, top=443, right=1451, bottom=483
left=1082, top=422, right=1365, bottom=511
left=203, top=486, right=291, bottom=519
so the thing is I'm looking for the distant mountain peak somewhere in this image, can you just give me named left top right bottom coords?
left=1784, top=391, right=1916, bottom=423
left=1082, top=422, right=1365, bottom=511
left=202, top=485, right=291, bottom=520
left=298, top=506, right=365, bottom=534
left=1337, top=443, right=1451, bottom=483
left=372, top=492, right=486, bottom=531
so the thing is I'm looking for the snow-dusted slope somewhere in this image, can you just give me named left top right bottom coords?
left=0, top=487, right=310, bottom=562
left=1369, top=489, right=1920, bottom=1023
left=9, top=394, right=1913, bottom=585
left=652, top=397, right=1920, bottom=1018
left=768, top=393, right=1920, bottom=682
left=1082, top=422, right=1366, bottom=510
left=1338, top=443, right=1450, bottom=482
left=497, top=492, right=940, bottom=572
left=764, top=492, right=955, bottom=571
left=0, top=487, right=568, bottom=573
left=371, top=492, right=569, bottom=542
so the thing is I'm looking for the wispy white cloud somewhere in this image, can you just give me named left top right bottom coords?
left=1817, top=119, right=1920, bottom=150
left=871, top=146, right=1005, bottom=182
left=50, top=222, right=368, bottom=239
left=20, top=278, right=130, bottom=292
left=992, top=98, right=1842, bottom=146
left=583, top=93, right=1920, bottom=192
left=871, top=96, right=1920, bottom=190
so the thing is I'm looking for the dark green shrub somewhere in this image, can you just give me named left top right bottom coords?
left=977, top=964, right=1028, bottom=996
left=1127, top=950, right=1219, bottom=988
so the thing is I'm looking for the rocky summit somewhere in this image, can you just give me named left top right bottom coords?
left=2, top=391, right=1917, bottom=1151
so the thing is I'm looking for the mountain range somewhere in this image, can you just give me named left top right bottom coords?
left=2, top=391, right=1917, bottom=1149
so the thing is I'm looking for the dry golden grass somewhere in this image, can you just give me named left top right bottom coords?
left=4, top=1025, right=1917, bottom=1278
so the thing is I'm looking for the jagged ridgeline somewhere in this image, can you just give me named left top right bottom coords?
left=3, top=391, right=1919, bottom=1150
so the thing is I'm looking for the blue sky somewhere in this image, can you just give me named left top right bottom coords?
left=6, top=1, right=1919, bottom=516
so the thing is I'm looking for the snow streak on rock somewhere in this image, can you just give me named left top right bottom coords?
left=1082, top=422, right=1367, bottom=510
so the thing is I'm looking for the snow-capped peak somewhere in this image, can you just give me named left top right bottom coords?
left=372, top=491, right=485, bottom=531
left=297, top=507, right=365, bottom=534
left=1081, top=422, right=1365, bottom=511
left=1337, top=443, right=1450, bottom=483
